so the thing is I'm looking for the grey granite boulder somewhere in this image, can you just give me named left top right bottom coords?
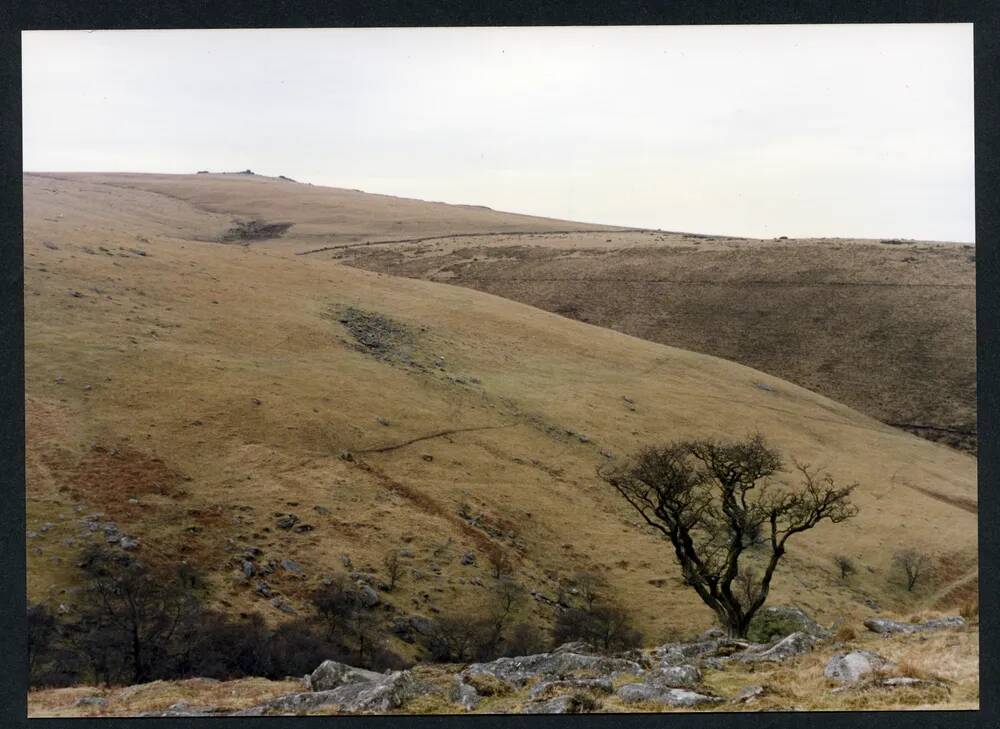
left=824, top=650, right=894, bottom=684
left=307, top=660, right=384, bottom=691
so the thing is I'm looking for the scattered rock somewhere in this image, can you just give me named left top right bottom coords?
left=255, top=581, right=272, bottom=597
left=460, top=552, right=476, bottom=565
left=275, top=514, right=299, bottom=530
left=421, top=454, right=434, bottom=462
left=271, top=597, right=297, bottom=614
left=119, top=536, right=139, bottom=550
left=732, top=684, right=765, bottom=704
left=281, top=559, right=304, bottom=575
left=824, top=650, right=894, bottom=684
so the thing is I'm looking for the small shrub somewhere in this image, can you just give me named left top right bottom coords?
left=835, top=624, right=858, bottom=642
left=747, top=611, right=803, bottom=644
left=959, top=599, right=979, bottom=623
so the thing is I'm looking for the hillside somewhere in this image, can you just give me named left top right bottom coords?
left=24, top=172, right=977, bottom=668
left=330, top=230, right=976, bottom=453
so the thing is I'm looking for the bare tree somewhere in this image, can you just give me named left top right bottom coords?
left=600, top=434, right=858, bottom=638
left=570, top=570, right=608, bottom=611
left=74, top=546, right=201, bottom=684
left=486, top=548, right=513, bottom=580
left=382, top=551, right=402, bottom=592
left=833, top=555, right=856, bottom=581
left=893, top=549, right=930, bottom=592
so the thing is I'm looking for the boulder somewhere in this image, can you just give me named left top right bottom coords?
left=648, top=664, right=701, bottom=688
left=740, top=631, right=816, bottom=663
left=308, top=660, right=384, bottom=691
left=824, top=650, right=894, bottom=684
left=616, top=684, right=721, bottom=707
left=750, top=605, right=831, bottom=641
left=449, top=679, right=480, bottom=711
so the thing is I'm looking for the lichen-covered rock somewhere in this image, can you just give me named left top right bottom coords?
left=616, top=684, right=721, bottom=707
left=307, top=660, right=384, bottom=691
left=749, top=605, right=831, bottom=642
left=648, top=664, right=701, bottom=688
left=824, top=650, right=894, bottom=684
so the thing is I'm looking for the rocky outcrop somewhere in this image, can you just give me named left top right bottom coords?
left=616, top=684, right=722, bottom=707
left=460, top=649, right=644, bottom=688
left=240, top=670, right=416, bottom=715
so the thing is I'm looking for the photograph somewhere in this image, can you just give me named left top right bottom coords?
left=19, top=24, right=978, bottom=717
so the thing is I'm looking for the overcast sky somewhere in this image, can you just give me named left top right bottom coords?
left=22, top=25, right=974, bottom=241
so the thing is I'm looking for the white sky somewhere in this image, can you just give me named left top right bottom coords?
left=22, top=25, right=974, bottom=241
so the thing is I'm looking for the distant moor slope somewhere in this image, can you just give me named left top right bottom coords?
left=332, top=232, right=976, bottom=454
left=24, top=173, right=977, bottom=653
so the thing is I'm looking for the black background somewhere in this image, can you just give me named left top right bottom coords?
left=1, top=2, right=996, bottom=728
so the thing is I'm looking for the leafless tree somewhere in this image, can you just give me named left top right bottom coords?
left=600, top=434, right=858, bottom=638
left=893, top=548, right=930, bottom=592
left=486, top=548, right=513, bottom=580
left=382, top=551, right=402, bottom=591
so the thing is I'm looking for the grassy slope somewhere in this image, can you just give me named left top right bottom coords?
left=24, top=173, right=977, bottom=661
left=333, top=230, right=976, bottom=453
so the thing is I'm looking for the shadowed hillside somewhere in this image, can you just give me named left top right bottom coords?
left=331, top=231, right=976, bottom=454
